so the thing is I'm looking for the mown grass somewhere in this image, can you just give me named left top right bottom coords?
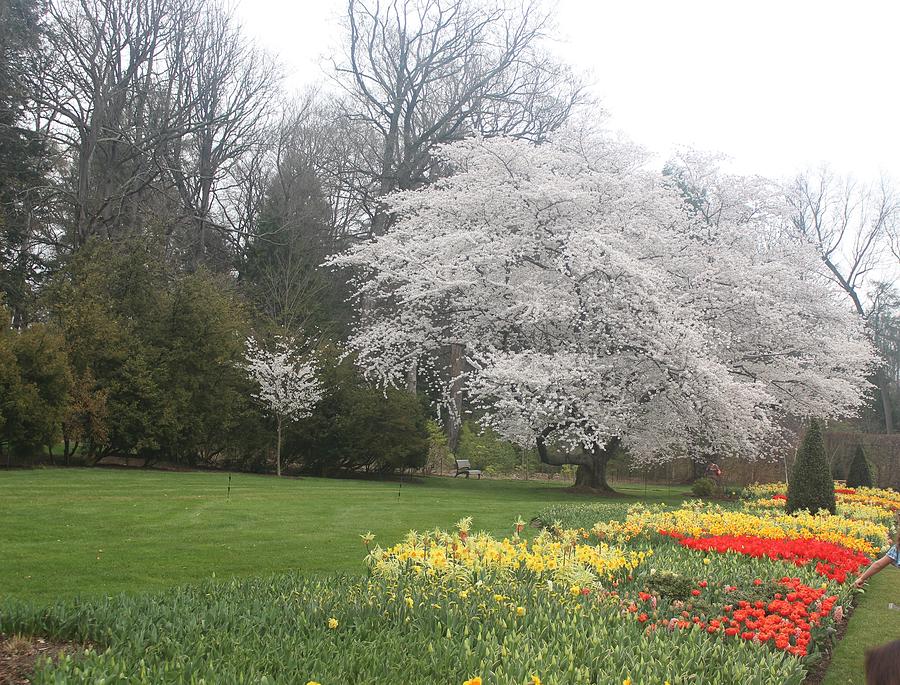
left=1, top=469, right=893, bottom=683
left=821, top=565, right=900, bottom=685
left=0, top=468, right=689, bottom=603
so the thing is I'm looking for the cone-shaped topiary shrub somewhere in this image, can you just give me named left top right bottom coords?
left=845, top=444, right=874, bottom=488
left=787, top=419, right=836, bottom=515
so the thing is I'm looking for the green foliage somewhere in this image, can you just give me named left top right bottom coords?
left=455, top=419, right=544, bottom=475
left=424, top=419, right=452, bottom=474
left=61, top=368, right=108, bottom=463
left=31, top=238, right=429, bottom=473
left=47, top=238, right=264, bottom=465
left=0, top=0, right=48, bottom=327
left=0, top=571, right=806, bottom=685
left=0, top=305, right=70, bottom=458
left=645, top=570, right=694, bottom=601
left=456, top=420, right=520, bottom=473
left=845, top=444, right=874, bottom=488
left=787, top=419, right=836, bottom=515
left=692, top=478, right=716, bottom=498
left=534, top=502, right=639, bottom=529
left=285, top=354, right=429, bottom=474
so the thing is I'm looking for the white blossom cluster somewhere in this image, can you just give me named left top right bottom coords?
left=330, top=131, right=877, bottom=462
left=243, top=335, right=323, bottom=421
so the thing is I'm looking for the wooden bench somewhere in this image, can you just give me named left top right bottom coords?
left=454, top=459, right=482, bottom=479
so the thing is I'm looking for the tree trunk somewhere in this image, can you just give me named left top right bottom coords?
left=405, top=359, right=417, bottom=395
left=573, top=438, right=619, bottom=492
left=877, top=370, right=894, bottom=434
left=447, top=343, right=464, bottom=451
left=276, top=415, right=282, bottom=477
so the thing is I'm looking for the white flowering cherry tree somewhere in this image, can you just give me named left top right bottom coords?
left=331, top=132, right=876, bottom=491
left=244, top=335, right=323, bottom=476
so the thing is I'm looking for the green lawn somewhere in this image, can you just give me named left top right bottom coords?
left=0, top=468, right=688, bottom=603
left=822, top=565, right=900, bottom=685
left=2, top=469, right=894, bottom=683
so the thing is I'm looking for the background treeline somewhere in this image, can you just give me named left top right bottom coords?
left=0, top=0, right=583, bottom=473
left=0, top=0, right=897, bottom=477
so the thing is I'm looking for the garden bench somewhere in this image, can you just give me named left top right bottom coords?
left=454, top=459, right=482, bottom=479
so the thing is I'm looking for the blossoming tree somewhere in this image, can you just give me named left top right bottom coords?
left=331, top=132, right=876, bottom=491
left=244, top=335, right=323, bottom=476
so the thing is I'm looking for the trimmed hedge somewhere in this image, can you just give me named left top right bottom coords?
left=787, top=419, right=836, bottom=515
left=845, top=444, right=874, bottom=488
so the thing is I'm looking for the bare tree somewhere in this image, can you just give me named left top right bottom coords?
left=788, top=169, right=900, bottom=432
left=33, top=0, right=207, bottom=246
left=26, top=0, right=279, bottom=274
left=241, top=96, right=352, bottom=338
left=336, top=0, right=585, bottom=237
left=164, top=4, right=280, bottom=269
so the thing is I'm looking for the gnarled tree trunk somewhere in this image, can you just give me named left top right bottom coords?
left=573, top=438, right=619, bottom=492
left=536, top=429, right=620, bottom=493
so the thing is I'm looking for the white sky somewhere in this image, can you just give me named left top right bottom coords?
left=235, top=0, right=900, bottom=183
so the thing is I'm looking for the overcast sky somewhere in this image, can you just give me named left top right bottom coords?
left=235, top=0, right=900, bottom=182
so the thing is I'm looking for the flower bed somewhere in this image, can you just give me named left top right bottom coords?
left=1, top=482, right=894, bottom=684
left=744, top=482, right=900, bottom=527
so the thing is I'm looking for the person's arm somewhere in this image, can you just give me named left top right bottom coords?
left=853, top=555, right=893, bottom=588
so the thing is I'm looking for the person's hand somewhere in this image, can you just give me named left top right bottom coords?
left=853, top=577, right=865, bottom=589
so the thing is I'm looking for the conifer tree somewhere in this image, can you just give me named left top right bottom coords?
left=845, top=444, right=874, bottom=488
left=787, top=419, right=836, bottom=514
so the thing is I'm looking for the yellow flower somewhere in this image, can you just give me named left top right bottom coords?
left=623, top=679, right=631, bottom=685
left=516, top=606, right=526, bottom=616
left=569, top=585, right=581, bottom=596
left=703, top=558, right=711, bottom=565
left=405, top=596, right=414, bottom=608
left=327, top=618, right=338, bottom=630
left=463, top=678, right=482, bottom=685
left=531, top=676, right=542, bottom=685
left=306, top=682, right=321, bottom=685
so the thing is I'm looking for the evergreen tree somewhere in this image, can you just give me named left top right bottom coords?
left=787, top=419, right=836, bottom=515
left=845, top=444, right=874, bottom=488
left=0, top=0, right=47, bottom=327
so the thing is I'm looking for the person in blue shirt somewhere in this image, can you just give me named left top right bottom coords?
left=854, top=513, right=900, bottom=589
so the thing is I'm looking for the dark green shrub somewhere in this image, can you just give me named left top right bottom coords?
left=787, top=419, right=836, bottom=515
left=724, top=486, right=743, bottom=500
left=646, top=570, right=694, bottom=601
left=691, top=478, right=715, bottom=498
left=0, top=308, right=70, bottom=459
left=845, top=444, right=874, bottom=488
left=48, top=239, right=261, bottom=466
left=285, top=354, right=429, bottom=475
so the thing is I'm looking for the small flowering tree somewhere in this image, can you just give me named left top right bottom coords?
left=244, top=335, right=323, bottom=476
